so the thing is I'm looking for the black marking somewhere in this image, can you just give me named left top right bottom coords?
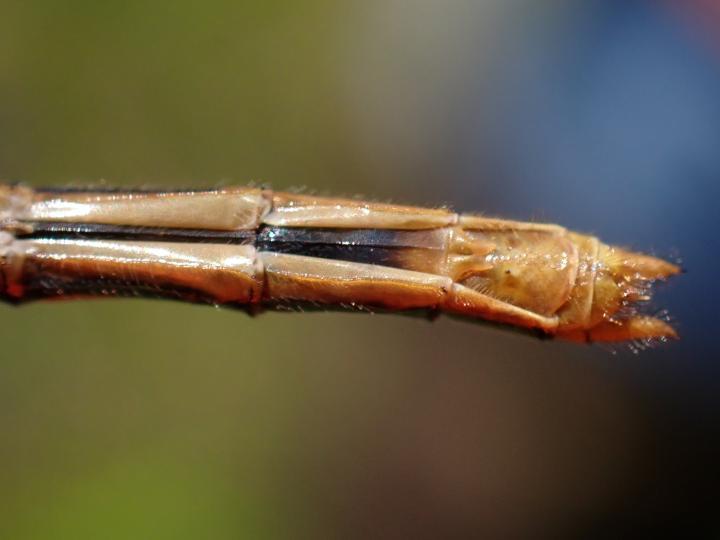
left=17, top=222, right=257, bottom=244
left=258, top=227, right=445, bottom=249
left=261, top=242, right=402, bottom=266
left=257, top=226, right=445, bottom=267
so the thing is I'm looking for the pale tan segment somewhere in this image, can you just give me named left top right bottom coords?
left=459, top=214, right=567, bottom=234
left=448, top=227, right=496, bottom=256
left=556, top=234, right=600, bottom=331
left=260, top=252, right=452, bottom=310
left=263, top=192, right=457, bottom=229
left=1, top=239, right=263, bottom=303
left=388, top=227, right=497, bottom=280
left=457, top=230, right=579, bottom=316
left=444, top=283, right=559, bottom=333
left=439, top=228, right=496, bottom=281
left=4, top=186, right=269, bottom=231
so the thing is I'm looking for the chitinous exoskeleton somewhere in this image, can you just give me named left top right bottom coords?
left=0, top=184, right=681, bottom=343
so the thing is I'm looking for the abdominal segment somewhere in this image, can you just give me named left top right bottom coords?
left=0, top=185, right=681, bottom=343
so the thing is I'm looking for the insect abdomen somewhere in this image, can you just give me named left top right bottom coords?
left=0, top=184, right=680, bottom=343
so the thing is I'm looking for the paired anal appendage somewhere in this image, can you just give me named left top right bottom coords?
left=555, top=242, right=680, bottom=343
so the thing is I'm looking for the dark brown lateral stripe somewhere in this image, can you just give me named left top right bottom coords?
left=257, top=227, right=446, bottom=268
left=17, top=222, right=257, bottom=244
left=257, top=227, right=446, bottom=249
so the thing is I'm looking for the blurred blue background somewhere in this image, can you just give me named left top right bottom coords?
left=1, top=0, right=718, bottom=537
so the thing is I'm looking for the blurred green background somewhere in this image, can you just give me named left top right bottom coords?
left=1, top=1, right=718, bottom=538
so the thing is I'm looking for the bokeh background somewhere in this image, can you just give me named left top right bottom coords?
left=1, top=0, right=718, bottom=538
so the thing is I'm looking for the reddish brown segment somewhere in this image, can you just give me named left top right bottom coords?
left=0, top=184, right=681, bottom=343
left=2, top=238, right=262, bottom=304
